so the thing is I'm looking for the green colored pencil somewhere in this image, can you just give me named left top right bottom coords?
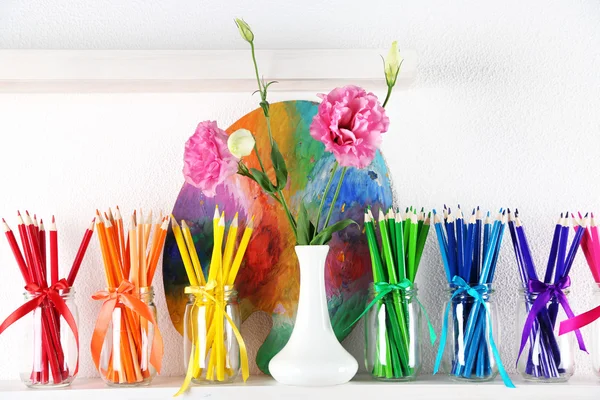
left=387, top=208, right=397, bottom=264
left=395, top=212, right=406, bottom=280
left=414, top=212, right=431, bottom=278
left=407, top=211, right=418, bottom=281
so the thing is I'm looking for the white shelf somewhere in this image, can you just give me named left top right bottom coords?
left=0, top=49, right=417, bottom=93
left=1, top=375, right=600, bottom=400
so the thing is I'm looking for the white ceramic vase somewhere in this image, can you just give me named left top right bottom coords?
left=269, top=245, right=358, bottom=386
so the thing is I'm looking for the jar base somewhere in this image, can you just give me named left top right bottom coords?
left=103, top=377, right=153, bottom=387
left=192, top=376, right=239, bottom=385
left=519, top=373, right=572, bottom=383
left=372, top=375, right=417, bottom=382
left=449, top=374, right=497, bottom=383
left=24, top=380, right=74, bottom=389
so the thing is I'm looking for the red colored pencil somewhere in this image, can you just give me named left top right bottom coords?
left=39, top=218, right=47, bottom=271
left=2, top=218, right=30, bottom=283
left=66, top=218, right=96, bottom=286
left=17, top=212, right=34, bottom=274
left=50, top=217, right=58, bottom=285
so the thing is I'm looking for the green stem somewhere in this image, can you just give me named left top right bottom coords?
left=382, top=85, right=393, bottom=108
left=249, top=40, right=296, bottom=238
left=250, top=42, right=264, bottom=98
left=253, top=143, right=267, bottom=173
left=280, top=193, right=297, bottom=233
left=322, top=167, right=348, bottom=230
left=314, top=161, right=338, bottom=237
left=265, top=112, right=275, bottom=145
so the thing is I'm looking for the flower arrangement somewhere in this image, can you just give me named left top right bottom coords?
left=183, top=19, right=403, bottom=246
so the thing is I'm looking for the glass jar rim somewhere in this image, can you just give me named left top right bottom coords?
left=186, top=284, right=238, bottom=299
left=368, top=281, right=418, bottom=295
left=518, top=286, right=570, bottom=296
left=447, top=282, right=494, bottom=295
left=23, top=286, right=75, bottom=299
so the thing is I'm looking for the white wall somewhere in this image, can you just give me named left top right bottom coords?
left=1, top=0, right=600, bottom=380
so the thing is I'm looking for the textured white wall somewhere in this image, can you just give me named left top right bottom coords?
left=1, top=0, right=600, bottom=381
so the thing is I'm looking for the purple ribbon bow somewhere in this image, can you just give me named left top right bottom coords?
left=517, top=276, right=586, bottom=364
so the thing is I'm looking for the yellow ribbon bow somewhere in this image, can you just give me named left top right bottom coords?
left=174, top=281, right=249, bottom=396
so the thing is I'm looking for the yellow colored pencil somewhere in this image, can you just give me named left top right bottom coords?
left=182, top=220, right=206, bottom=285
left=226, top=217, right=254, bottom=285
left=213, top=215, right=226, bottom=381
left=171, top=216, right=199, bottom=286
left=222, top=213, right=238, bottom=280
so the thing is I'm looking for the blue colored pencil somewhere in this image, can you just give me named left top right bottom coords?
left=445, top=215, right=458, bottom=278
left=543, top=215, right=563, bottom=283
left=472, top=208, right=482, bottom=283
left=463, top=213, right=475, bottom=282
left=456, top=208, right=465, bottom=280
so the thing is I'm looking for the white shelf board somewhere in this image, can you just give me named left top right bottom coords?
left=0, top=49, right=417, bottom=93
left=1, top=375, right=600, bottom=400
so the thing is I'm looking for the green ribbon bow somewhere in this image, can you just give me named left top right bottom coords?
left=346, top=279, right=437, bottom=345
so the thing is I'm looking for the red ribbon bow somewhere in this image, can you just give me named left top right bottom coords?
left=0, top=278, right=80, bottom=374
left=90, top=280, right=163, bottom=374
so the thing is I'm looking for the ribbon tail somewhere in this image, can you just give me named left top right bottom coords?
left=222, top=311, right=249, bottom=382
left=484, top=303, right=515, bottom=388
left=174, top=309, right=198, bottom=397
left=416, top=298, right=437, bottom=345
left=516, top=293, right=549, bottom=366
left=560, top=304, right=600, bottom=336
left=48, top=291, right=80, bottom=375
left=90, top=299, right=117, bottom=372
left=200, top=290, right=249, bottom=382
left=121, top=294, right=164, bottom=373
left=0, top=297, right=42, bottom=335
left=433, top=301, right=452, bottom=374
left=558, top=296, right=587, bottom=353
left=344, top=290, right=390, bottom=332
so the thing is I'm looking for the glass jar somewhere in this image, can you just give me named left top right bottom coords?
left=183, top=285, right=241, bottom=384
left=99, top=286, right=157, bottom=386
left=20, top=287, right=79, bottom=388
left=592, top=285, right=600, bottom=378
left=365, top=283, right=421, bottom=381
left=443, top=284, right=499, bottom=382
left=516, top=287, right=574, bottom=382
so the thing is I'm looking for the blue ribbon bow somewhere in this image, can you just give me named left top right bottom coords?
left=517, top=276, right=587, bottom=364
left=434, top=276, right=515, bottom=388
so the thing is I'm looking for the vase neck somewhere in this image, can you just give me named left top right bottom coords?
left=294, top=245, right=332, bottom=331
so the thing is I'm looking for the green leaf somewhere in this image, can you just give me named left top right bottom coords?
left=264, top=80, right=278, bottom=92
left=310, top=218, right=358, bottom=246
left=259, top=100, right=270, bottom=117
left=250, top=168, right=275, bottom=193
left=296, top=203, right=311, bottom=245
left=270, top=141, right=288, bottom=190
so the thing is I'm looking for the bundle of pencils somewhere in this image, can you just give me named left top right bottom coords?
left=363, top=206, right=430, bottom=379
left=0, top=212, right=94, bottom=385
left=433, top=206, right=508, bottom=382
left=508, top=210, right=586, bottom=379
left=93, top=207, right=168, bottom=384
left=173, top=206, right=252, bottom=391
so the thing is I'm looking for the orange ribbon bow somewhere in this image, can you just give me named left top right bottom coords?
left=0, top=278, right=80, bottom=374
left=90, top=280, right=163, bottom=374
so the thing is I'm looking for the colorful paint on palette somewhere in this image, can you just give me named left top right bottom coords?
left=163, top=100, right=393, bottom=374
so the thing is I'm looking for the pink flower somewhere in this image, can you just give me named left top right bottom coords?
left=183, top=121, right=238, bottom=197
left=310, top=85, right=389, bottom=169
